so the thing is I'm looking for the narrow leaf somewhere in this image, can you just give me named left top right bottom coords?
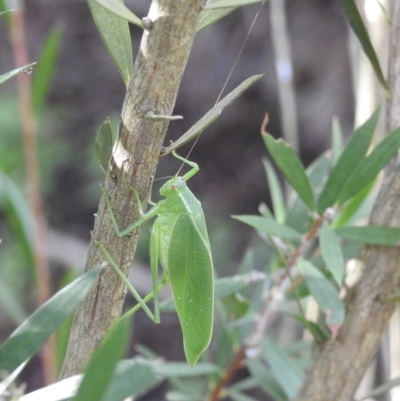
left=233, top=215, right=302, bottom=241
left=320, top=223, right=345, bottom=285
left=0, top=279, right=27, bottom=325
left=88, top=0, right=134, bottom=86
left=197, top=4, right=237, bottom=31
left=227, top=390, right=260, bottom=401
left=154, top=362, right=220, bottom=377
left=335, top=225, right=400, bottom=246
left=103, top=359, right=161, bottom=401
left=298, top=259, right=345, bottom=325
left=262, top=339, right=303, bottom=399
left=288, top=313, right=331, bottom=343
left=21, top=376, right=82, bottom=401
left=332, top=180, right=375, bottom=228
left=163, top=74, right=263, bottom=156
left=286, top=153, right=330, bottom=233
left=247, top=360, right=287, bottom=401
left=317, top=108, right=380, bottom=214
left=0, top=267, right=102, bottom=373
left=215, top=271, right=266, bottom=298
left=93, top=0, right=143, bottom=28
left=338, top=126, right=400, bottom=204
left=339, top=0, right=390, bottom=97
left=263, top=159, right=286, bottom=223
left=32, top=28, right=62, bottom=115
left=331, top=117, right=343, bottom=165
left=221, top=293, right=249, bottom=320
left=94, top=118, right=114, bottom=173
left=262, top=134, right=315, bottom=211
left=74, top=319, right=130, bottom=401
left=0, top=62, right=37, bottom=85
left=204, top=0, right=266, bottom=8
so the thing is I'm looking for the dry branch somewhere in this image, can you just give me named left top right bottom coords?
left=295, top=2, right=400, bottom=400
left=60, top=0, right=204, bottom=378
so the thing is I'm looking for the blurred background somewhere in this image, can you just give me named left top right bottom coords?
left=0, top=0, right=386, bottom=397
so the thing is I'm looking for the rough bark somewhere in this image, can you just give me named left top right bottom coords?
left=295, top=3, right=400, bottom=400
left=60, top=0, right=203, bottom=378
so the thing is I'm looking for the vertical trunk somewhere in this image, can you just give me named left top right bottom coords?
left=60, top=0, right=204, bottom=378
left=295, top=2, right=400, bottom=400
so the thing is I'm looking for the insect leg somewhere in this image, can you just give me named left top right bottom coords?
left=93, top=237, right=157, bottom=322
left=172, top=150, right=199, bottom=181
left=150, top=219, right=162, bottom=324
left=101, top=186, right=162, bottom=237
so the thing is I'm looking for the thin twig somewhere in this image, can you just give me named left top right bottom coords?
left=9, top=2, right=55, bottom=384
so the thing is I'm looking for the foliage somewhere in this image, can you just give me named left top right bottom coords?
left=0, top=0, right=396, bottom=400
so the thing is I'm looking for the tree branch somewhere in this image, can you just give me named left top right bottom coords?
left=295, top=2, right=400, bottom=400
left=60, top=0, right=204, bottom=378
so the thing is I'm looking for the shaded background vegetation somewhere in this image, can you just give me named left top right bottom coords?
left=0, top=0, right=356, bottom=395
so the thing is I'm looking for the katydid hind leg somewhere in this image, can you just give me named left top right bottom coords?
left=102, top=186, right=161, bottom=237
left=150, top=220, right=162, bottom=324
left=93, top=238, right=157, bottom=322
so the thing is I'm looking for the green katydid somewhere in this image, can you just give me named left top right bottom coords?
left=95, top=151, right=214, bottom=367
left=93, top=75, right=262, bottom=365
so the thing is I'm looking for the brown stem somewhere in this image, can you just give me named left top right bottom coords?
left=209, top=348, right=246, bottom=401
left=59, top=0, right=204, bottom=378
left=9, top=3, right=55, bottom=384
left=295, top=2, right=400, bottom=399
left=209, top=216, right=324, bottom=399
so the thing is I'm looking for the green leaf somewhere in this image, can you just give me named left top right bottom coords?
left=262, top=134, right=315, bottom=211
left=20, top=359, right=161, bottom=401
left=20, top=374, right=82, bottom=401
left=197, top=1, right=237, bottom=31
left=0, top=361, right=28, bottom=398
left=227, top=390, right=260, bottom=401
left=0, top=267, right=102, bottom=373
left=95, top=118, right=114, bottom=173
left=0, top=279, right=27, bottom=325
left=32, top=28, right=62, bottom=115
left=163, top=74, right=263, bottom=156
left=288, top=313, right=331, bottom=343
left=214, top=325, right=235, bottom=368
left=298, top=259, right=345, bottom=326
left=88, top=0, right=134, bottom=86
left=0, top=172, right=33, bottom=251
left=103, top=359, right=162, bottom=401
left=154, top=362, right=220, bottom=377
left=221, top=293, right=249, bottom=320
left=262, top=339, right=304, bottom=399
left=320, top=223, right=345, bottom=285
left=0, top=62, right=37, bottom=85
left=247, top=360, right=287, bottom=401
left=339, top=0, right=390, bottom=97
left=335, top=225, right=400, bottom=246
left=317, top=108, right=380, bottom=214
left=263, top=159, right=286, bottom=223
left=331, top=117, right=343, bottom=165
left=338, top=126, right=400, bottom=205
left=233, top=215, right=302, bottom=241
left=93, top=0, right=143, bottom=28
left=332, top=180, right=375, bottom=228
left=204, top=0, right=266, bottom=8
left=74, top=319, right=130, bottom=401
left=286, top=153, right=331, bottom=233
left=215, top=271, right=266, bottom=299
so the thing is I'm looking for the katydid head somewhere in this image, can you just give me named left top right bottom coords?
left=160, top=175, right=187, bottom=197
